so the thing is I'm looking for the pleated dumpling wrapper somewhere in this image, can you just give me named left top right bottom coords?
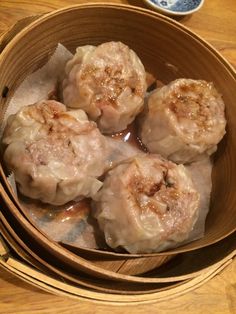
left=140, top=79, right=226, bottom=163
left=93, top=155, right=200, bottom=254
left=63, top=42, right=147, bottom=134
left=2, top=100, right=108, bottom=205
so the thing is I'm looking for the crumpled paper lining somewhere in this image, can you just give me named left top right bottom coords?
left=3, top=43, right=212, bottom=252
left=185, top=158, right=212, bottom=243
left=0, top=43, right=73, bottom=138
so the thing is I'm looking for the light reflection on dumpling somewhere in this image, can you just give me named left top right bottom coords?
left=62, top=42, right=147, bottom=134
left=140, top=79, right=226, bottom=163
left=93, top=155, right=200, bottom=253
left=2, top=100, right=108, bottom=205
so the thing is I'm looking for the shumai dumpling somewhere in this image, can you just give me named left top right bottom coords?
left=2, top=100, right=108, bottom=205
left=140, top=79, right=226, bottom=163
left=93, top=155, right=200, bottom=254
left=62, top=41, right=147, bottom=133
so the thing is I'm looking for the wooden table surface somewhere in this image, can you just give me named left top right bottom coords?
left=0, top=0, right=235, bottom=313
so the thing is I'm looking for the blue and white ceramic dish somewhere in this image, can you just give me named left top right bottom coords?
left=143, top=0, right=204, bottom=16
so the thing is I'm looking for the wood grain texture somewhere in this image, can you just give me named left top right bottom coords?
left=0, top=0, right=235, bottom=313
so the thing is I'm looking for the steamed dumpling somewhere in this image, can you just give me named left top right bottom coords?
left=62, top=41, right=147, bottom=133
left=93, top=155, right=200, bottom=253
left=140, top=79, right=226, bottom=163
left=2, top=100, right=108, bottom=205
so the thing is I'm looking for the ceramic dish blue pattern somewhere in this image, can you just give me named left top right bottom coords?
left=149, top=0, right=202, bottom=13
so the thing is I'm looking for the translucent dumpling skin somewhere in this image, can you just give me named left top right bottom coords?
left=2, top=100, right=107, bottom=205
left=140, top=79, right=226, bottom=163
left=93, top=155, right=200, bottom=253
left=63, top=42, right=147, bottom=134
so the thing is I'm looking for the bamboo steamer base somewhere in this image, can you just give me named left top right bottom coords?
left=0, top=234, right=235, bottom=305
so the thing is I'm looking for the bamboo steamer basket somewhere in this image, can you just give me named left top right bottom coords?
left=0, top=3, right=236, bottom=280
left=0, top=228, right=235, bottom=304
